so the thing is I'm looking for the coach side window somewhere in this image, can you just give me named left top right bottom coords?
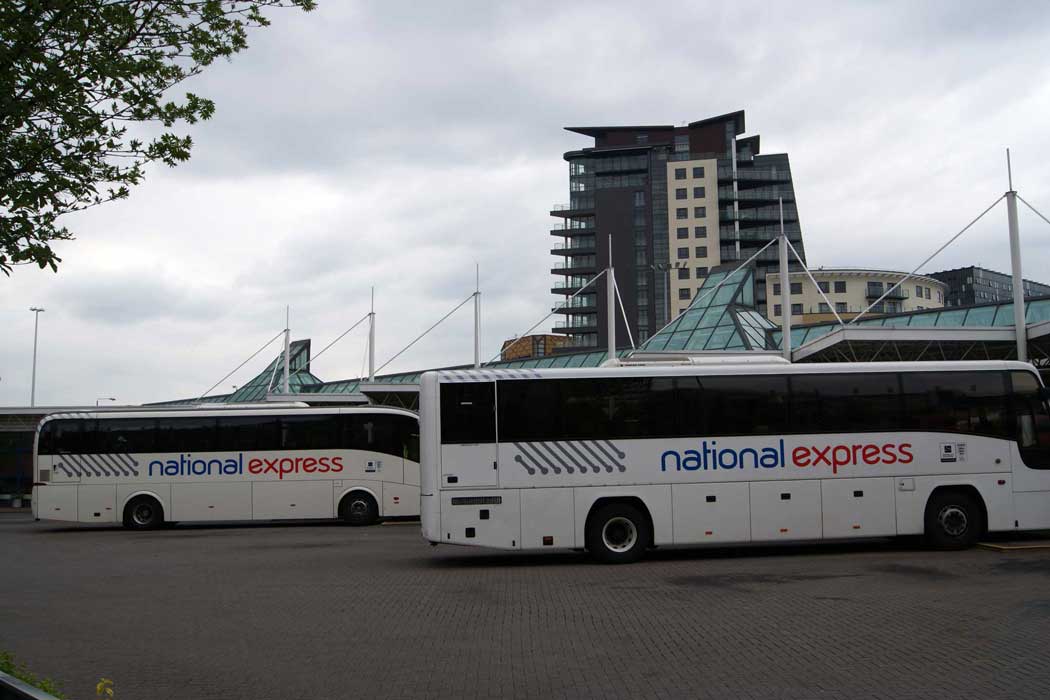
left=213, top=416, right=280, bottom=452
left=96, top=418, right=157, bottom=454
left=39, top=419, right=90, bottom=455
left=1009, top=371, right=1050, bottom=468
left=900, top=372, right=1009, bottom=438
left=157, top=417, right=220, bottom=453
left=687, top=375, right=788, bottom=436
left=790, top=373, right=901, bottom=434
left=441, top=383, right=496, bottom=444
left=280, top=414, right=339, bottom=450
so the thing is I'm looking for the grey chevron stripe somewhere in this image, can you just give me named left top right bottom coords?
left=521, top=442, right=557, bottom=474
left=591, top=440, right=626, bottom=472
left=535, top=442, right=573, bottom=474
left=578, top=441, right=614, bottom=473
left=67, top=454, right=99, bottom=477
left=601, top=440, right=626, bottom=460
left=60, top=457, right=81, bottom=477
left=518, top=442, right=554, bottom=474
left=115, top=453, right=140, bottom=476
left=550, top=442, right=586, bottom=473
left=99, top=453, right=130, bottom=477
left=565, top=441, right=602, bottom=473
left=94, top=453, right=121, bottom=476
left=85, top=454, right=114, bottom=476
left=512, top=443, right=544, bottom=474
left=527, top=442, right=561, bottom=474
left=55, top=462, right=74, bottom=478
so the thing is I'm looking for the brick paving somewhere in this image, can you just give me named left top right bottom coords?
left=1, top=512, right=1049, bottom=699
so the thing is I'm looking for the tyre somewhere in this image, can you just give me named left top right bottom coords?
left=924, top=490, right=984, bottom=550
left=586, top=503, right=651, bottom=564
left=123, top=496, right=164, bottom=530
left=340, top=492, right=379, bottom=526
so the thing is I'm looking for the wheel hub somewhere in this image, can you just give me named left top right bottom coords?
left=937, top=505, right=969, bottom=537
left=602, top=516, right=638, bottom=553
left=133, top=504, right=153, bottom=526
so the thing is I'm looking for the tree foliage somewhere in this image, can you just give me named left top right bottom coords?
left=0, top=0, right=315, bottom=275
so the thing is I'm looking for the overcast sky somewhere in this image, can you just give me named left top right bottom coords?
left=4, top=0, right=1050, bottom=406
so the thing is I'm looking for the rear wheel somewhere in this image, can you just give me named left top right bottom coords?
left=340, top=492, right=379, bottom=526
left=924, top=490, right=984, bottom=549
left=586, top=503, right=650, bottom=564
left=123, top=496, right=164, bottom=530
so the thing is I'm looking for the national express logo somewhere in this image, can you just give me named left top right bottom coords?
left=148, top=454, right=344, bottom=479
left=660, top=439, right=913, bottom=475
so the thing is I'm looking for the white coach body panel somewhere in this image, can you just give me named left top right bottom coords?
left=252, top=480, right=333, bottom=520
left=672, top=482, right=751, bottom=544
left=820, top=477, right=896, bottom=538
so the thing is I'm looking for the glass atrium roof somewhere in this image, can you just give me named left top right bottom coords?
left=639, top=265, right=775, bottom=352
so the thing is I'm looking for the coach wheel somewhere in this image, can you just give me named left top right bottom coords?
left=123, top=496, right=164, bottom=530
left=924, top=490, right=983, bottom=550
left=586, top=503, right=650, bottom=564
left=340, top=492, right=379, bottom=527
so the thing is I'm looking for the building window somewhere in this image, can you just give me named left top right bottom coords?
left=674, top=167, right=687, bottom=180
left=693, top=186, right=705, bottom=198
left=678, top=268, right=690, bottom=280
left=774, top=304, right=782, bottom=316
left=676, top=227, right=688, bottom=239
left=835, top=302, right=847, bottom=313
left=692, top=166, right=704, bottom=178
left=694, top=206, right=706, bottom=218
left=834, top=281, right=846, bottom=293
left=674, top=134, right=689, bottom=153
left=676, top=207, right=688, bottom=219
left=791, top=303, right=803, bottom=316
left=636, top=134, right=649, bottom=145
left=790, top=282, right=802, bottom=295
left=696, top=266, right=708, bottom=277
left=633, top=191, right=646, bottom=206
left=937, top=290, right=943, bottom=303
left=695, top=246, right=707, bottom=258
left=925, top=287, right=931, bottom=300
left=694, top=226, right=707, bottom=238
left=818, top=281, right=830, bottom=293
left=915, top=285, right=922, bottom=297
left=675, top=188, right=687, bottom=200
left=677, top=247, right=689, bottom=260
left=773, top=284, right=781, bottom=296
left=819, top=303, right=830, bottom=313
left=679, top=288, right=691, bottom=300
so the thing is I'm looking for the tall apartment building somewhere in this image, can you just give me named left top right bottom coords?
left=927, top=266, right=1050, bottom=307
left=549, top=110, right=805, bottom=350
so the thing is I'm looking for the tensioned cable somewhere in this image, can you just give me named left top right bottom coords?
left=642, top=236, right=778, bottom=343
left=376, top=293, right=475, bottom=374
left=486, top=269, right=609, bottom=364
left=288, top=312, right=371, bottom=381
left=1018, top=194, right=1050, bottom=228
left=849, top=194, right=1006, bottom=325
left=198, top=329, right=285, bottom=401
left=784, top=237, right=846, bottom=328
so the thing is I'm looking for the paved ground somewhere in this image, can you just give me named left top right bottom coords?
left=2, top=513, right=1049, bottom=700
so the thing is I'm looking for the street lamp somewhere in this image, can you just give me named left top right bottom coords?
left=29, top=307, right=44, bottom=407
left=96, top=397, right=117, bottom=407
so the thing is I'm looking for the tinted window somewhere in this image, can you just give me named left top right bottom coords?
left=685, top=375, right=789, bottom=436
left=280, top=413, right=340, bottom=450
left=1009, top=371, right=1050, bottom=468
left=96, top=418, right=157, bottom=453
left=214, top=416, right=280, bottom=451
left=900, top=371, right=1009, bottom=438
left=345, top=414, right=407, bottom=457
left=791, top=373, right=901, bottom=433
left=441, top=383, right=496, bottom=444
left=155, top=417, right=219, bottom=452
left=39, top=419, right=93, bottom=455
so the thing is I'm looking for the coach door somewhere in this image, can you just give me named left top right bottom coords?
left=1009, top=371, right=1050, bottom=529
left=439, top=381, right=498, bottom=488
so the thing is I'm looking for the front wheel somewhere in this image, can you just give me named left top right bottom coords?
left=123, top=496, right=164, bottom=530
left=586, top=503, right=651, bottom=564
left=340, top=492, right=379, bottom=526
left=924, top=490, right=984, bottom=549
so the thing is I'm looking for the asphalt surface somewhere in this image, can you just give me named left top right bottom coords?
left=2, top=512, right=1049, bottom=700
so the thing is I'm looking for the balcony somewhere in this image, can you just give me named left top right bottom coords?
left=717, top=167, right=792, bottom=183
left=553, top=316, right=598, bottom=330
left=866, top=285, right=906, bottom=300
left=718, top=186, right=794, bottom=202
left=720, top=205, right=795, bottom=223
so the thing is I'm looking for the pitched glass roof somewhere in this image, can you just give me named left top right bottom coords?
left=639, top=265, right=774, bottom=352
left=771, top=296, right=1050, bottom=349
